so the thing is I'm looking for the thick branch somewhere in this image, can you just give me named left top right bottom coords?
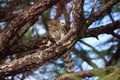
left=0, top=38, right=48, bottom=60
left=86, top=20, right=120, bottom=37
left=0, top=27, right=77, bottom=78
left=94, top=0, right=119, bottom=18
left=0, top=0, right=83, bottom=77
left=78, top=0, right=85, bottom=21
left=9, top=17, right=38, bottom=45
left=72, top=0, right=84, bottom=29
left=0, top=0, right=61, bottom=51
left=11, top=38, right=48, bottom=53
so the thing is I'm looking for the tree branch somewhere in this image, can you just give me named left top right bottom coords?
left=107, top=41, right=120, bottom=66
left=71, top=47, right=98, bottom=68
left=78, top=0, right=85, bottom=21
left=87, top=0, right=120, bottom=25
left=8, top=17, right=38, bottom=46
left=0, top=0, right=119, bottom=79
left=0, top=0, right=61, bottom=52
left=55, top=66, right=120, bottom=80
left=86, top=20, right=120, bottom=38
left=72, top=0, right=84, bottom=30
left=0, top=0, right=20, bottom=22
left=0, top=0, right=83, bottom=78
left=0, top=26, right=77, bottom=78
left=90, top=0, right=98, bottom=14
left=0, top=38, right=48, bottom=60
left=111, top=32, right=120, bottom=39
left=80, top=40, right=107, bottom=64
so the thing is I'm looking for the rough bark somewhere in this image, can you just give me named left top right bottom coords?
left=0, top=0, right=120, bottom=79
left=55, top=66, right=119, bottom=80
left=0, top=26, right=77, bottom=78
left=1, top=20, right=120, bottom=59
left=0, top=0, right=82, bottom=78
left=0, top=0, right=61, bottom=52
left=0, top=38, right=48, bottom=60
left=0, top=20, right=119, bottom=59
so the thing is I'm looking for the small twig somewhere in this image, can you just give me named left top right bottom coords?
left=79, top=39, right=107, bottom=64
left=71, top=47, right=98, bottom=68
left=108, top=12, right=115, bottom=23
left=111, top=32, right=120, bottom=39
left=91, top=0, right=98, bottom=14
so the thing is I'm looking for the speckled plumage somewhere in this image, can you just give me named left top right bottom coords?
left=47, top=19, right=74, bottom=73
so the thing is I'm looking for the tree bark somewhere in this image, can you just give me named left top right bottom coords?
left=0, top=0, right=61, bottom=52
